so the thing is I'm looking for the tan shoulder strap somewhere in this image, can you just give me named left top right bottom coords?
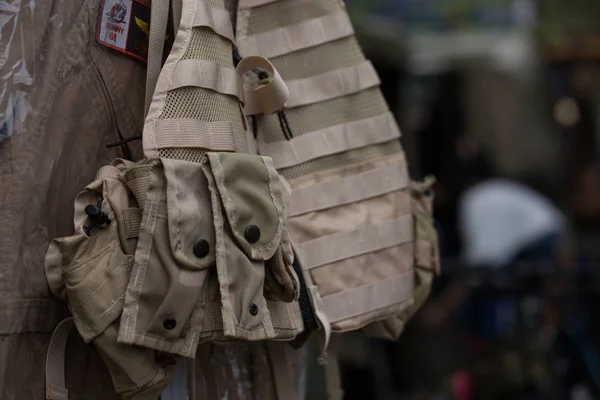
left=145, top=0, right=172, bottom=115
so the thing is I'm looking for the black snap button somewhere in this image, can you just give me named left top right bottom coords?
left=193, top=239, right=210, bottom=258
left=244, top=225, right=261, bottom=244
left=163, top=319, right=177, bottom=330
left=249, top=303, right=259, bottom=316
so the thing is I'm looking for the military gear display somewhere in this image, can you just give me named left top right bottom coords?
left=236, top=0, right=440, bottom=348
left=39, top=0, right=439, bottom=398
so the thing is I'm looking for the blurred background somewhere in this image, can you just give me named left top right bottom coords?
left=328, top=1, right=600, bottom=399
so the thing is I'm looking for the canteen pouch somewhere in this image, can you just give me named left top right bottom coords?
left=44, top=160, right=176, bottom=399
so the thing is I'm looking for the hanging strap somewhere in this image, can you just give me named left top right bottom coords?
left=45, top=318, right=74, bottom=400
left=171, top=0, right=182, bottom=34
left=145, top=0, right=172, bottom=116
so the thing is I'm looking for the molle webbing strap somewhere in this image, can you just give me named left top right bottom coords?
left=122, top=207, right=142, bottom=239
left=285, top=61, right=380, bottom=108
left=239, top=11, right=355, bottom=58
left=45, top=318, right=74, bottom=400
left=169, top=60, right=243, bottom=97
left=154, top=120, right=255, bottom=152
left=258, top=112, right=401, bottom=169
left=289, top=157, right=409, bottom=217
left=295, top=215, right=413, bottom=271
left=321, top=272, right=414, bottom=324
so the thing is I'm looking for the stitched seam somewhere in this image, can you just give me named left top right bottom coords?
left=63, top=242, right=116, bottom=276
left=256, top=156, right=284, bottom=255
left=71, top=259, right=128, bottom=312
left=91, top=293, right=125, bottom=323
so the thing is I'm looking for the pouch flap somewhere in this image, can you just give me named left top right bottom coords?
left=162, top=158, right=216, bottom=269
left=207, top=152, right=288, bottom=260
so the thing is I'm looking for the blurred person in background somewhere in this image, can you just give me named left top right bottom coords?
left=457, top=148, right=566, bottom=271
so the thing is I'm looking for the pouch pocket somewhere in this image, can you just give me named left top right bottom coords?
left=203, top=152, right=298, bottom=339
left=133, top=160, right=212, bottom=343
left=63, top=236, right=133, bottom=342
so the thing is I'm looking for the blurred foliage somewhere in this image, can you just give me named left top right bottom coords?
left=538, top=0, right=600, bottom=45
left=346, top=0, right=600, bottom=47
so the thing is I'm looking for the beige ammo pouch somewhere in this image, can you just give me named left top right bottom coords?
left=236, top=0, right=440, bottom=349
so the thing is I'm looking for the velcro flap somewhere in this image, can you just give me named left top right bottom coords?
left=207, top=152, right=289, bottom=261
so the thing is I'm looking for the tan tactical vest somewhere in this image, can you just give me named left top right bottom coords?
left=236, top=0, right=439, bottom=350
left=43, top=0, right=439, bottom=398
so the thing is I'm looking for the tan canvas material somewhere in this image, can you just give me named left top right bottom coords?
left=43, top=0, right=304, bottom=398
left=44, top=159, right=177, bottom=399
left=236, top=0, right=440, bottom=349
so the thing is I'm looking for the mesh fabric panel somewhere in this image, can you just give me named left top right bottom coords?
left=183, top=27, right=234, bottom=66
left=257, top=88, right=388, bottom=143
left=246, top=0, right=340, bottom=36
left=281, top=140, right=402, bottom=180
left=160, top=87, right=243, bottom=123
left=158, top=148, right=207, bottom=163
left=271, top=37, right=364, bottom=80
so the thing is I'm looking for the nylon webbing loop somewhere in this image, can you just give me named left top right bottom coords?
left=321, top=272, right=414, bottom=324
left=169, top=60, right=243, bottom=98
left=239, top=11, right=355, bottom=58
left=258, top=112, right=402, bottom=169
left=45, top=318, right=74, bottom=400
left=295, top=215, right=413, bottom=270
left=285, top=61, right=380, bottom=108
left=289, top=157, right=409, bottom=217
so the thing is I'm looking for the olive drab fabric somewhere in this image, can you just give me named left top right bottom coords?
left=235, top=0, right=440, bottom=348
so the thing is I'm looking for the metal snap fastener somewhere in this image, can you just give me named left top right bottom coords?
left=163, top=319, right=177, bottom=330
left=244, top=225, right=261, bottom=244
left=249, top=303, right=258, bottom=316
left=193, top=239, right=210, bottom=258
